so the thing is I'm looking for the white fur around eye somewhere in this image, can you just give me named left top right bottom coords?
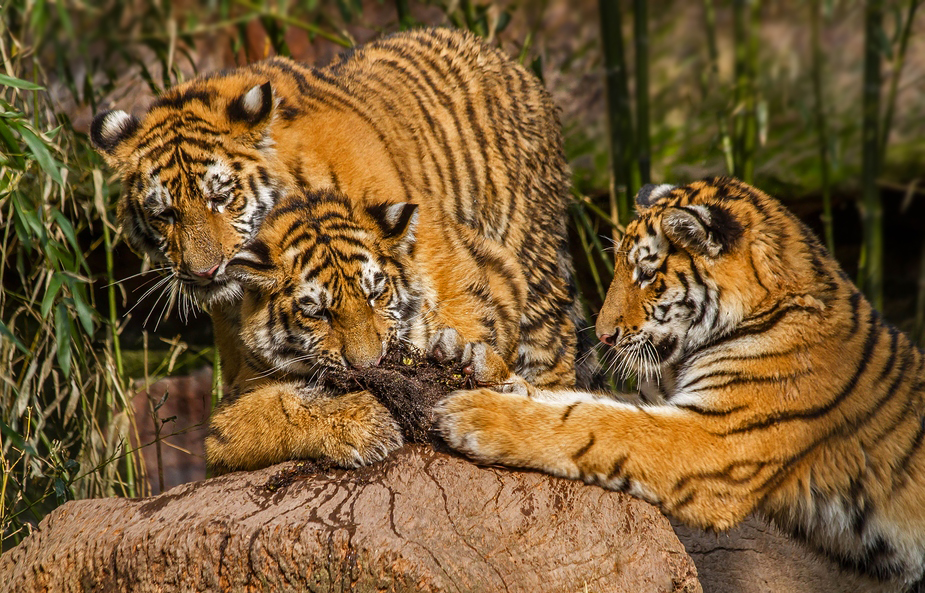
left=142, top=176, right=172, bottom=214
left=202, top=161, right=235, bottom=212
left=361, top=261, right=386, bottom=302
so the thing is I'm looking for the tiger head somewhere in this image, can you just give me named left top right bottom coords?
left=226, top=190, right=422, bottom=376
left=90, top=78, right=284, bottom=308
left=596, top=178, right=805, bottom=381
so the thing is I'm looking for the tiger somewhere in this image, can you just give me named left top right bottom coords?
left=436, top=177, right=925, bottom=590
left=206, top=184, right=571, bottom=471
left=90, top=27, right=596, bottom=471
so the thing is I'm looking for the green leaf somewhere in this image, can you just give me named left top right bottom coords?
left=0, top=73, right=45, bottom=91
left=0, top=418, right=39, bottom=456
left=0, top=319, right=29, bottom=355
left=55, top=303, right=72, bottom=378
left=51, top=210, right=82, bottom=257
left=68, top=279, right=96, bottom=335
left=54, top=477, right=69, bottom=505
left=0, top=119, right=26, bottom=169
left=18, top=125, right=64, bottom=184
left=41, top=274, right=66, bottom=319
left=11, top=192, right=45, bottom=239
left=54, top=0, right=75, bottom=39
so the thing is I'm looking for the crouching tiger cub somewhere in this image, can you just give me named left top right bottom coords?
left=437, top=177, right=925, bottom=589
left=206, top=185, right=570, bottom=471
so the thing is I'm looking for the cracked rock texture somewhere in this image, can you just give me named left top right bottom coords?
left=674, top=518, right=899, bottom=593
left=2, top=445, right=700, bottom=593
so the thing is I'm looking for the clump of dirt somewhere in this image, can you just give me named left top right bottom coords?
left=263, top=459, right=336, bottom=492
left=321, top=341, right=472, bottom=444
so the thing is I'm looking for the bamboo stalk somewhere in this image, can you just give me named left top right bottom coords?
left=732, top=0, right=759, bottom=183
left=598, top=0, right=635, bottom=228
left=860, top=0, right=884, bottom=309
left=879, top=0, right=921, bottom=156
left=702, top=0, right=735, bottom=175
left=809, top=0, right=835, bottom=253
left=633, top=0, right=650, bottom=185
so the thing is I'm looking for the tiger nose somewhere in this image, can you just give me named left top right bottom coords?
left=191, top=263, right=221, bottom=279
left=598, top=328, right=621, bottom=347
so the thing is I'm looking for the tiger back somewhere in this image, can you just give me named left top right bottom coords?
left=437, top=177, right=925, bottom=589
left=91, top=28, right=597, bottom=393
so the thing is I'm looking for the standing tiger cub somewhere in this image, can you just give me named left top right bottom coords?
left=91, top=28, right=596, bottom=471
left=437, top=177, right=925, bottom=589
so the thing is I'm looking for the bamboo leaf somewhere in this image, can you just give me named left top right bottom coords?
left=0, top=73, right=45, bottom=91
left=0, top=119, right=26, bottom=169
left=55, top=303, right=73, bottom=378
left=0, top=319, right=29, bottom=355
left=68, top=279, right=96, bottom=335
left=12, top=192, right=45, bottom=239
left=41, top=274, right=66, bottom=319
left=18, top=125, right=64, bottom=184
left=51, top=210, right=82, bottom=256
left=0, top=419, right=39, bottom=456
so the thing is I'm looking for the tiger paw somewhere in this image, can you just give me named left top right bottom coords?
left=206, top=385, right=403, bottom=473
left=427, top=328, right=518, bottom=389
left=433, top=388, right=525, bottom=463
left=292, top=390, right=404, bottom=468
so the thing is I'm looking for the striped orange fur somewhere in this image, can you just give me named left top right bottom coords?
left=92, top=28, right=597, bottom=471
left=437, top=177, right=925, bottom=589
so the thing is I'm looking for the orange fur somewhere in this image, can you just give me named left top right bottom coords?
left=93, top=29, right=599, bottom=471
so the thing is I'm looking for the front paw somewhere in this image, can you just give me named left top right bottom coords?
left=428, top=328, right=517, bottom=389
left=434, top=388, right=522, bottom=463
left=303, top=391, right=404, bottom=468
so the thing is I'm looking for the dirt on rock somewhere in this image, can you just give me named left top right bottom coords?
left=321, top=341, right=471, bottom=444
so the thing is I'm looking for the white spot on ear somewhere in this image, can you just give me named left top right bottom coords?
left=91, top=110, right=140, bottom=152
left=385, top=203, right=418, bottom=243
left=102, top=111, right=135, bottom=140
left=650, top=184, right=675, bottom=199
left=242, top=85, right=264, bottom=117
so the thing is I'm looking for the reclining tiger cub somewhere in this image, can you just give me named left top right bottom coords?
left=437, top=177, right=925, bottom=590
left=90, top=28, right=597, bottom=472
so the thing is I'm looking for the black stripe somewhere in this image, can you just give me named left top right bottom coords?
left=572, top=434, right=595, bottom=461
left=723, top=307, right=880, bottom=434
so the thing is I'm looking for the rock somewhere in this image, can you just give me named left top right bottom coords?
left=2, top=445, right=700, bottom=593
left=674, top=517, right=900, bottom=593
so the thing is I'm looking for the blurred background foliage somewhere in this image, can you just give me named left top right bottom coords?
left=1, top=0, right=923, bottom=550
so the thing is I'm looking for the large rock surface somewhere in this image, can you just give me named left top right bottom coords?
left=675, top=518, right=899, bottom=593
left=2, top=445, right=700, bottom=593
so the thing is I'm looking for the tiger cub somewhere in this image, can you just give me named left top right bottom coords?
left=437, top=177, right=925, bottom=589
left=90, top=28, right=594, bottom=396
left=206, top=186, right=561, bottom=471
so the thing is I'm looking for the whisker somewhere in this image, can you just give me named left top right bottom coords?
left=125, top=274, right=172, bottom=318
left=143, top=276, right=174, bottom=328
left=103, top=266, right=172, bottom=289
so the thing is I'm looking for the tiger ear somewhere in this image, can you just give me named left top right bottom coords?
left=226, top=240, right=277, bottom=289
left=90, top=110, right=140, bottom=165
left=635, top=183, right=676, bottom=211
left=367, top=202, right=418, bottom=256
left=228, top=81, right=274, bottom=128
left=661, top=204, right=742, bottom=258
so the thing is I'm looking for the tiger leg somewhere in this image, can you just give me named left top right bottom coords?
left=435, top=388, right=777, bottom=531
left=206, top=383, right=402, bottom=474
left=516, top=297, right=581, bottom=390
